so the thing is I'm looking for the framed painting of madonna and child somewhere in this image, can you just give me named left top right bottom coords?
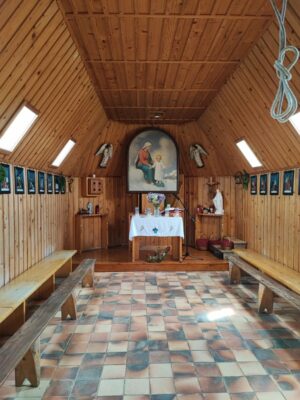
left=127, top=128, right=179, bottom=193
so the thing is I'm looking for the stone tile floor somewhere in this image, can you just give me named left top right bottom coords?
left=1, top=271, right=300, bottom=399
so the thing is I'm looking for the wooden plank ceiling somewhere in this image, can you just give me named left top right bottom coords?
left=0, top=0, right=107, bottom=174
left=198, top=0, right=300, bottom=174
left=57, top=0, right=274, bottom=124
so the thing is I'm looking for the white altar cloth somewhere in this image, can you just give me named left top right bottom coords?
left=129, top=215, right=184, bottom=241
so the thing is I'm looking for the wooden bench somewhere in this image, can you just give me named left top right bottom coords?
left=228, top=249, right=300, bottom=313
left=0, top=258, right=95, bottom=388
left=0, top=250, right=79, bottom=337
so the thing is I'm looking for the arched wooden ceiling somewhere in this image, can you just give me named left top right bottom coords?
left=57, top=0, right=274, bottom=124
left=0, top=0, right=299, bottom=178
left=197, top=0, right=300, bottom=174
left=0, top=0, right=108, bottom=174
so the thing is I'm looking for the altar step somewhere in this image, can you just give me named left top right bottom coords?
left=73, top=247, right=229, bottom=272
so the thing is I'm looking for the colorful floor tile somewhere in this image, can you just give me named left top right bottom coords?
left=2, top=270, right=300, bottom=399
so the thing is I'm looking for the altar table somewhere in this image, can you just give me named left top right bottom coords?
left=129, top=215, right=184, bottom=262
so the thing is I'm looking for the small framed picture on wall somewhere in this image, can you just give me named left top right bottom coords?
left=270, top=172, right=279, bottom=195
left=0, top=163, right=11, bottom=194
left=260, top=174, right=268, bottom=195
left=54, top=175, right=60, bottom=194
left=283, top=170, right=294, bottom=195
left=27, top=169, right=36, bottom=194
left=14, top=166, right=25, bottom=194
left=38, top=172, right=45, bottom=194
left=250, top=176, right=257, bottom=195
left=60, top=176, right=66, bottom=194
left=47, top=173, right=53, bottom=194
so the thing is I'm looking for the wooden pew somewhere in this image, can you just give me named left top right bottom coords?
left=0, top=251, right=77, bottom=337
left=0, top=258, right=95, bottom=388
left=228, top=249, right=300, bottom=313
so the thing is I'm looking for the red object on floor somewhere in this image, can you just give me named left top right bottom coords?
left=196, top=238, right=209, bottom=251
left=221, top=239, right=234, bottom=250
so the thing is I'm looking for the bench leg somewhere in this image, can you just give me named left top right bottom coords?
left=61, top=292, right=77, bottom=320
left=258, top=283, right=274, bottom=313
left=82, top=268, right=94, bottom=288
left=229, top=262, right=241, bottom=284
left=15, top=338, right=40, bottom=387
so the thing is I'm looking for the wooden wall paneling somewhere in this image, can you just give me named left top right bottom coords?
left=67, top=121, right=234, bottom=178
left=0, top=187, right=69, bottom=288
left=0, top=195, right=4, bottom=287
left=185, top=176, right=236, bottom=245
left=235, top=170, right=300, bottom=273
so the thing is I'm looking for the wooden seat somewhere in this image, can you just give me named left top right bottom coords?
left=233, top=249, right=300, bottom=295
left=0, top=250, right=77, bottom=336
left=0, top=258, right=95, bottom=388
left=228, top=249, right=300, bottom=314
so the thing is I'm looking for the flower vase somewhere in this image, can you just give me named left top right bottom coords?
left=153, top=205, right=160, bottom=217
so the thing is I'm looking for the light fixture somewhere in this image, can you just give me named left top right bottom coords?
left=289, top=112, right=300, bottom=135
left=236, top=139, right=262, bottom=168
left=51, top=139, right=76, bottom=167
left=0, top=104, right=38, bottom=152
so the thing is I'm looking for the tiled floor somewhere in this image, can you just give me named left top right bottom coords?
left=2, top=271, right=300, bottom=399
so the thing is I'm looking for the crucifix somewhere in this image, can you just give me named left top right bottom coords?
left=207, top=176, right=219, bottom=198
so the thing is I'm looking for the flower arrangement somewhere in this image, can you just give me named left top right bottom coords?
left=147, top=192, right=165, bottom=216
left=147, top=192, right=166, bottom=206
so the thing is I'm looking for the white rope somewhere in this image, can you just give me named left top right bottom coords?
left=270, top=0, right=299, bottom=123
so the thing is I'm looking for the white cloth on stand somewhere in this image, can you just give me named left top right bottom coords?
left=129, top=215, right=184, bottom=241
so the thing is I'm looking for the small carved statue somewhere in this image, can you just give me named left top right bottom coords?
left=213, top=188, right=224, bottom=215
left=96, top=143, right=113, bottom=168
left=189, top=144, right=208, bottom=168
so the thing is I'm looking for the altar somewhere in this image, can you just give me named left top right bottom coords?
left=129, top=215, right=184, bottom=262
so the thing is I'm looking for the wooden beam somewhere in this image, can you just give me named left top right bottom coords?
left=98, top=88, right=218, bottom=92
left=104, top=106, right=206, bottom=110
left=65, top=13, right=273, bottom=21
left=87, top=60, right=240, bottom=65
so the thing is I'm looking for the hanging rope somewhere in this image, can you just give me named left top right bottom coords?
left=269, top=0, right=299, bottom=123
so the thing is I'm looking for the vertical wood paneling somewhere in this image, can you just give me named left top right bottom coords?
left=0, top=190, right=68, bottom=288
left=185, top=176, right=236, bottom=245
left=66, top=175, right=236, bottom=249
left=65, top=177, right=138, bottom=249
left=235, top=170, right=300, bottom=272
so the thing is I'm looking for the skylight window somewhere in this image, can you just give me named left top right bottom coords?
left=52, top=139, right=76, bottom=167
left=0, top=104, right=38, bottom=152
left=289, top=112, right=300, bottom=135
left=236, top=139, right=262, bottom=168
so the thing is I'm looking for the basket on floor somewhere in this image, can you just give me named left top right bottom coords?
left=196, top=238, right=209, bottom=251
